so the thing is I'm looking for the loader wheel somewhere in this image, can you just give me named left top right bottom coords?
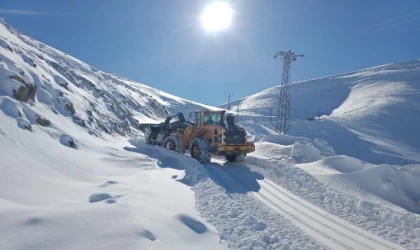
left=235, top=154, right=246, bottom=162
left=225, top=154, right=246, bottom=162
left=189, top=138, right=211, bottom=163
left=225, top=155, right=237, bottom=162
left=163, top=135, right=184, bottom=153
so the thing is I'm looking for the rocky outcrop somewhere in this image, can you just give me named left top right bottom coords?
left=35, top=116, right=51, bottom=127
left=58, top=82, right=69, bottom=90
left=72, top=116, right=86, bottom=127
left=0, top=38, right=13, bottom=52
left=13, top=85, right=29, bottom=102
left=27, top=85, right=36, bottom=102
left=65, top=103, right=75, bottom=115
left=9, top=74, right=25, bottom=84
left=10, top=75, right=36, bottom=102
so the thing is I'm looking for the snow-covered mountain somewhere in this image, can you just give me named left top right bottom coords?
left=223, top=60, right=420, bottom=216
left=1, top=17, right=420, bottom=250
left=224, top=60, right=420, bottom=165
left=0, top=17, right=217, bottom=139
left=0, top=18, right=226, bottom=250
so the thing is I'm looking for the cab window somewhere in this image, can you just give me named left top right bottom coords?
left=195, top=112, right=202, bottom=128
left=204, top=113, right=221, bottom=125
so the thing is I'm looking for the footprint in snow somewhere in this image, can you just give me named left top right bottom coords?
left=89, top=193, right=117, bottom=204
left=139, top=230, right=156, bottom=241
left=25, top=217, right=43, bottom=225
left=99, top=180, right=119, bottom=188
left=177, top=214, right=208, bottom=234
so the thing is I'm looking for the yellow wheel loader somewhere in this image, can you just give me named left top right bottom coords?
left=139, top=110, right=255, bottom=163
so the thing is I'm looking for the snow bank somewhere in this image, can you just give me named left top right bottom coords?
left=246, top=154, right=420, bottom=249
left=290, top=142, right=324, bottom=163
left=254, top=134, right=335, bottom=163
left=296, top=154, right=420, bottom=214
left=316, top=155, right=368, bottom=173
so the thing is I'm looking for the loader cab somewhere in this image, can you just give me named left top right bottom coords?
left=190, top=110, right=227, bottom=129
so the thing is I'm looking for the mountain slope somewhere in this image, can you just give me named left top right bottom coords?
left=0, top=18, right=227, bottom=250
left=0, top=17, right=217, bottom=139
left=224, top=60, right=420, bottom=165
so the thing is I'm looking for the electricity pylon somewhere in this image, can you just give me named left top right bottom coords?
left=274, top=50, right=304, bottom=134
left=225, top=93, right=234, bottom=112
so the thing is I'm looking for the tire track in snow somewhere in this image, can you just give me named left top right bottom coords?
left=201, top=160, right=326, bottom=249
left=254, top=190, right=353, bottom=250
left=220, top=165, right=402, bottom=250
left=263, top=179, right=400, bottom=250
left=219, top=166, right=356, bottom=250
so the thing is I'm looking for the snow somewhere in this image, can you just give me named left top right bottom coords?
left=297, top=156, right=420, bottom=214
left=126, top=140, right=325, bottom=249
left=59, top=134, right=77, bottom=148
left=0, top=113, right=225, bottom=250
left=2, top=16, right=420, bottom=250
left=0, top=19, right=225, bottom=250
left=227, top=60, right=420, bottom=165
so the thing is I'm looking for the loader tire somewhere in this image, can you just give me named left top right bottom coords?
left=163, top=135, right=184, bottom=153
left=225, top=155, right=237, bottom=162
left=235, top=153, right=246, bottom=162
left=225, top=153, right=246, bottom=162
left=190, top=138, right=211, bottom=164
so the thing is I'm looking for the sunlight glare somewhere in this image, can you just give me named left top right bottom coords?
left=200, top=1, right=233, bottom=32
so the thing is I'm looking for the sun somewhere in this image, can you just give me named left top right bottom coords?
left=200, top=1, right=233, bottom=32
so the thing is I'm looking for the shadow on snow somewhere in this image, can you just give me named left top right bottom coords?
left=204, top=160, right=263, bottom=194
left=124, top=143, right=263, bottom=193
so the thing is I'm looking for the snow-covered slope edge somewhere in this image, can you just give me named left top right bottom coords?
left=224, top=60, right=420, bottom=165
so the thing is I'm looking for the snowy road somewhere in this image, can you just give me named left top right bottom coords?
left=122, top=142, right=418, bottom=249
left=211, top=159, right=403, bottom=250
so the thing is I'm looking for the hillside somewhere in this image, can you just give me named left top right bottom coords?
left=222, top=60, right=420, bottom=217
left=1, top=17, right=420, bottom=250
left=224, top=60, right=420, bottom=165
left=0, top=18, right=227, bottom=250
left=0, top=17, right=217, bottom=140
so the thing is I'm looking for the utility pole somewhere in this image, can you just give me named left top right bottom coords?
left=225, top=93, right=234, bottom=113
left=237, top=103, right=240, bottom=123
left=269, top=107, right=273, bottom=122
left=274, top=50, right=304, bottom=134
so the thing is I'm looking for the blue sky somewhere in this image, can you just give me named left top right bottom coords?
left=1, top=0, right=420, bottom=105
